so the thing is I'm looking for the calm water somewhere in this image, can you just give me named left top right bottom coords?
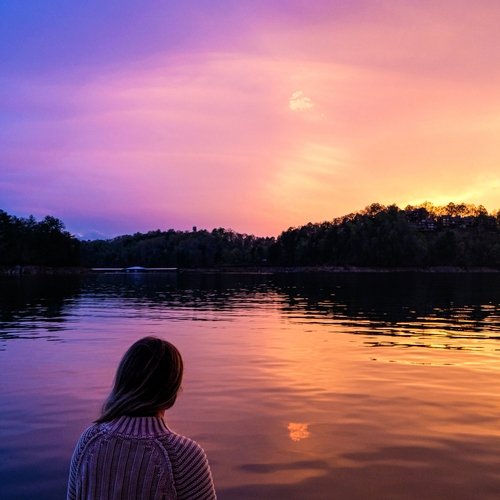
left=1, top=272, right=500, bottom=499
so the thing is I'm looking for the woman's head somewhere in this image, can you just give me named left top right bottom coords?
left=96, top=336, right=183, bottom=423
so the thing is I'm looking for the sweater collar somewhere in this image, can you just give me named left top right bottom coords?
left=105, top=415, right=170, bottom=437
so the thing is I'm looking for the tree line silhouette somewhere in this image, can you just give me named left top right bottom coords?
left=0, top=210, right=79, bottom=267
left=81, top=228, right=274, bottom=268
left=273, top=203, right=500, bottom=267
left=1, top=203, right=499, bottom=269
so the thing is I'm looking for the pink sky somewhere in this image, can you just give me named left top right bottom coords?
left=1, top=1, right=499, bottom=238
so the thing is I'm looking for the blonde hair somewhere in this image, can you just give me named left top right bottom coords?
left=96, top=337, right=183, bottom=423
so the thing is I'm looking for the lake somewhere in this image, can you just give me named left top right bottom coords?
left=1, top=271, right=500, bottom=499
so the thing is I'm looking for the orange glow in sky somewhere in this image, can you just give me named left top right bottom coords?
left=2, top=1, right=499, bottom=237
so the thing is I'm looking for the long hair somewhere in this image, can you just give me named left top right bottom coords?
left=96, top=336, right=184, bottom=423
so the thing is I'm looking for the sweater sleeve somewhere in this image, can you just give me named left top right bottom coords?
left=163, top=434, right=217, bottom=500
left=67, top=425, right=101, bottom=500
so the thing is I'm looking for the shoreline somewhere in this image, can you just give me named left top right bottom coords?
left=181, top=265, right=500, bottom=274
left=1, top=265, right=499, bottom=275
left=0, top=265, right=88, bottom=276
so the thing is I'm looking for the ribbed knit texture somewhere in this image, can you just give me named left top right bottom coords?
left=67, top=416, right=216, bottom=500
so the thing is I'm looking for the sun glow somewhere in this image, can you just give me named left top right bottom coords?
left=2, top=2, right=500, bottom=236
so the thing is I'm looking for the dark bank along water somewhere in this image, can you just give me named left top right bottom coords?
left=1, top=272, right=500, bottom=500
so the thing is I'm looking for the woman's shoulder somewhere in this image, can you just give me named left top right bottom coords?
left=162, top=429, right=207, bottom=454
left=159, top=430, right=216, bottom=498
left=70, top=423, right=107, bottom=459
left=160, top=429, right=210, bottom=466
left=75, top=422, right=106, bottom=446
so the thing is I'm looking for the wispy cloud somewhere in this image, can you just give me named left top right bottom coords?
left=289, top=90, right=314, bottom=111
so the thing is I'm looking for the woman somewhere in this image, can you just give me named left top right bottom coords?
left=68, top=337, right=216, bottom=499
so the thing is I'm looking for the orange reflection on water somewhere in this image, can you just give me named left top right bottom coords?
left=287, top=422, right=310, bottom=442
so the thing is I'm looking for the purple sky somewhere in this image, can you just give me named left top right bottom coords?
left=2, top=1, right=500, bottom=238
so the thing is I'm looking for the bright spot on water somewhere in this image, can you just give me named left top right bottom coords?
left=287, top=422, right=310, bottom=442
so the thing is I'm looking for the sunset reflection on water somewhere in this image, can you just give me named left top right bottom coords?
left=288, top=422, right=310, bottom=442
left=1, top=272, right=500, bottom=499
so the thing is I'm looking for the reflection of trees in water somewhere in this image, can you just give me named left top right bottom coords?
left=1, top=272, right=499, bottom=345
left=81, top=272, right=275, bottom=313
left=272, top=273, right=500, bottom=335
left=0, top=276, right=83, bottom=341
left=80, top=272, right=500, bottom=334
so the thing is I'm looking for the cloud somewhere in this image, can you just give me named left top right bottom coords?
left=288, top=90, right=314, bottom=111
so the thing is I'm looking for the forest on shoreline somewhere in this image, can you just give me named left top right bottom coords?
left=1, top=203, right=500, bottom=270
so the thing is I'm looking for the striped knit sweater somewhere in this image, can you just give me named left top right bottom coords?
left=67, top=416, right=216, bottom=500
